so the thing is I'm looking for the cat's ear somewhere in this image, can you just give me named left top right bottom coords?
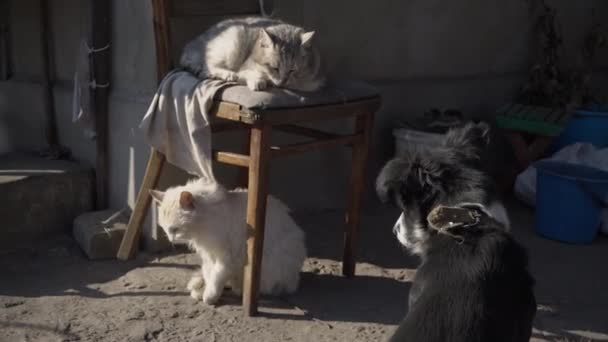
left=259, top=29, right=275, bottom=48
left=179, top=191, right=195, bottom=210
left=149, top=190, right=165, bottom=203
left=301, top=31, right=315, bottom=47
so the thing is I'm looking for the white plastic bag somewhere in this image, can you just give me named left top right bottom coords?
left=514, top=142, right=608, bottom=234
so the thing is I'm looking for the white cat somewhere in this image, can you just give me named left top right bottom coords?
left=150, top=180, right=307, bottom=305
left=180, top=17, right=325, bottom=92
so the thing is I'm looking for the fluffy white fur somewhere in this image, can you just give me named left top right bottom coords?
left=151, top=180, right=306, bottom=305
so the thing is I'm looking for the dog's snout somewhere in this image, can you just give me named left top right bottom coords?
left=392, top=221, right=399, bottom=235
left=393, top=213, right=404, bottom=235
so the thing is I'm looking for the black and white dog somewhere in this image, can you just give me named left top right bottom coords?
left=377, top=122, right=536, bottom=342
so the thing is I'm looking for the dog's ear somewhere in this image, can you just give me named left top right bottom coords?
left=443, top=121, right=490, bottom=159
left=414, top=159, right=449, bottom=202
left=376, top=158, right=408, bottom=205
left=149, top=190, right=165, bottom=203
left=179, top=191, right=195, bottom=210
left=377, top=157, right=446, bottom=206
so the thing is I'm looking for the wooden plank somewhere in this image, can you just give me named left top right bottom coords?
left=213, top=97, right=382, bottom=125
left=342, top=112, right=374, bottom=277
left=210, top=100, right=250, bottom=122
left=117, top=149, right=166, bottom=260
left=275, top=124, right=337, bottom=140
left=213, top=150, right=250, bottom=167
left=259, top=97, right=381, bottom=125
left=152, top=0, right=173, bottom=79
left=210, top=121, right=249, bottom=133
left=90, top=0, right=112, bottom=209
left=170, top=0, right=259, bottom=17
left=270, top=134, right=360, bottom=158
left=243, top=125, right=272, bottom=316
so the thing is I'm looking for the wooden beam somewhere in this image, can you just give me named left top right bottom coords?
left=152, top=0, right=172, bottom=79
left=275, top=124, right=337, bottom=140
left=213, top=150, right=250, bottom=167
left=210, top=121, right=249, bottom=133
left=243, top=125, right=272, bottom=316
left=39, top=0, right=58, bottom=147
left=255, top=97, right=381, bottom=125
left=117, top=149, right=165, bottom=260
left=117, top=0, right=170, bottom=260
left=270, top=134, right=360, bottom=157
left=342, top=112, right=374, bottom=277
left=90, top=0, right=112, bottom=209
left=212, top=97, right=382, bottom=126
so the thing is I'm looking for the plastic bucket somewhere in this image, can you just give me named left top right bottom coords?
left=393, top=128, right=443, bottom=156
left=551, top=109, right=608, bottom=153
left=535, top=161, right=608, bottom=244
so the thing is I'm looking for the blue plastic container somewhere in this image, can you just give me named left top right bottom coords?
left=535, top=161, right=608, bottom=244
left=551, top=108, right=608, bottom=153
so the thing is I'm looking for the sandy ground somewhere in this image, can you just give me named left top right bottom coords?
left=1, top=199, right=608, bottom=342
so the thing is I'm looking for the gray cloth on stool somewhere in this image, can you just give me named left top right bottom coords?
left=140, top=71, right=230, bottom=181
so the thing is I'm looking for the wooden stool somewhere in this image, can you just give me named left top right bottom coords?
left=116, top=0, right=381, bottom=316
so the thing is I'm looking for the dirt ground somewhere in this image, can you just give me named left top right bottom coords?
left=1, top=198, right=608, bottom=342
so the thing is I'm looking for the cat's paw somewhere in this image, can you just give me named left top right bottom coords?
left=190, top=288, right=204, bottom=301
left=246, top=78, right=268, bottom=91
left=202, top=287, right=222, bottom=305
left=223, top=72, right=239, bottom=82
left=187, top=275, right=204, bottom=291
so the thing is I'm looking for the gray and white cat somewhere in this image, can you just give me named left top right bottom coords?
left=180, top=17, right=325, bottom=92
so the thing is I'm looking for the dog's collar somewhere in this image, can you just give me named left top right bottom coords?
left=426, top=204, right=486, bottom=243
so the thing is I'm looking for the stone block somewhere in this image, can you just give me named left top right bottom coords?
left=0, top=153, right=94, bottom=250
left=73, top=208, right=130, bottom=259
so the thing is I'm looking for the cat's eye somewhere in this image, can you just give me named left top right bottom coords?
left=271, top=67, right=279, bottom=72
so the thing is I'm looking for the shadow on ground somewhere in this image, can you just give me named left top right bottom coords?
left=1, top=198, right=608, bottom=341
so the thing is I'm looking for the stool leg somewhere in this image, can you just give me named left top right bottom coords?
left=342, top=113, right=374, bottom=277
left=117, top=148, right=165, bottom=260
left=243, top=125, right=272, bottom=316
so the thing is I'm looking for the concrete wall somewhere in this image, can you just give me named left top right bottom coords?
left=1, top=0, right=607, bottom=247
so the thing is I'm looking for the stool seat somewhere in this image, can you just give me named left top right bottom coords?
left=217, top=80, right=379, bottom=110
left=213, top=80, right=380, bottom=125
